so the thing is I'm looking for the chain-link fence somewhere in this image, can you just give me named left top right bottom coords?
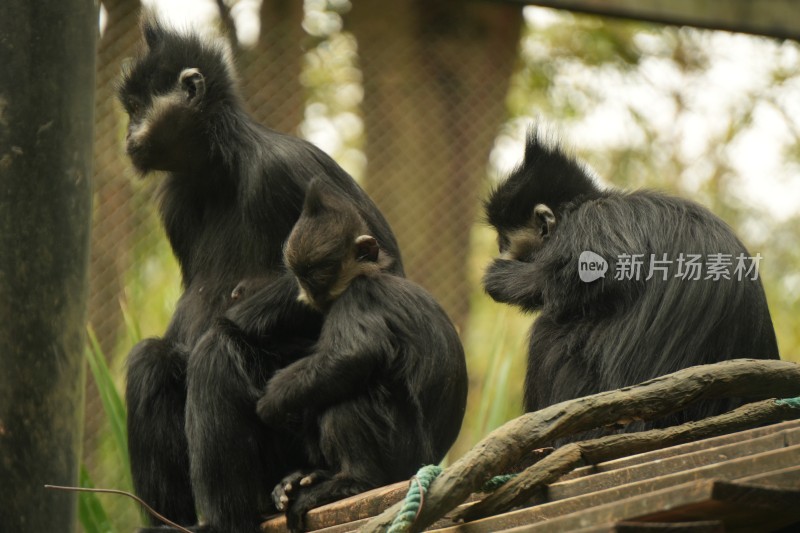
left=85, top=0, right=525, bottom=527
left=84, top=1, right=800, bottom=529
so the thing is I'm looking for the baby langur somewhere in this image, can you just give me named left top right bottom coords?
left=256, top=178, right=468, bottom=532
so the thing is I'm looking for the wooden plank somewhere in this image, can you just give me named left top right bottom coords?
left=560, top=419, right=800, bottom=482
left=546, top=446, right=800, bottom=515
left=547, top=429, right=800, bottom=501
left=576, top=520, right=724, bottom=532
left=614, top=521, right=724, bottom=532
left=430, top=445, right=800, bottom=532
left=261, top=481, right=408, bottom=532
left=629, top=481, right=800, bottom=533
left=498, top=479, right=800, bottom=532
left=311, top=517, right=368, bottom=533
left=261, top=479, right=482, bottom=532
left=488, top=479, right=721, bottom=533
left=737, top=464, right=800, bottom=490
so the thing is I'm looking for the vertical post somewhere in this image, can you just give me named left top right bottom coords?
left=0, top=2, right=97, bottom=532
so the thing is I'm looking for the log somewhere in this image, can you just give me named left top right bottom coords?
left=359, top=359, right=800, bottom=532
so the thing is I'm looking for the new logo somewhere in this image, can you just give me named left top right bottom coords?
left=578, top=251, right=608, bottom=282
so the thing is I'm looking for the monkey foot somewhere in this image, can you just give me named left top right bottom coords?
left=272, top=469, right=329, bottom=512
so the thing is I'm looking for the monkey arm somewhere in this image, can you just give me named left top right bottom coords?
left=225, top=270, right=322, bottom=338
left=482, top=258, right=545, bottom=311
left=256, top=291, right=391, bottom=424
left=255, top=343, right=383, bottom=425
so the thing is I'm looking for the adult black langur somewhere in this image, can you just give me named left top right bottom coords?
left=255, top=178, right=468, bottom=532
left=118, top=14, right=402, bottom=533
left=483, top=128, right=779, bottom=437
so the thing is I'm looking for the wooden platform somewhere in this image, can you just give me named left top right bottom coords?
left=261, top=419, right=800, bottom=532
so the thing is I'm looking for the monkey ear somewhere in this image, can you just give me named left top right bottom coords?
left=533, top=204, right=556, bottom=238
left=355, top=235, right=380, bottom=262
left=179, top=68, right=206, bottom=105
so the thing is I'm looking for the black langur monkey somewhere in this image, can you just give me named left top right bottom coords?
left=255, top=178, right=468, bottom=532
left=483, top=129, right=779, bottom=435
left=118, top=15, right=402, bottom=533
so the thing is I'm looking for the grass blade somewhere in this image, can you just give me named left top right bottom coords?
left=85, top=327, right=131, bottom=485
left=78, top=465, right=116, bottom=533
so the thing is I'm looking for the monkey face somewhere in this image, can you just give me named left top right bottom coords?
left=118, top=18, right=235, bottom=175
left=498, top=204, right=556, bottom=261
left=119, top=68, right=207, bottom=174
left=284, top=179, right=385, bottom=309
left=285, top=212, right=353, bottom=310
left=293, top=260, right=344, bottom=310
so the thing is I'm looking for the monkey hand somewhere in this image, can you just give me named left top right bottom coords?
left=255, top=390, right=283, bottom=426
left=256, top=369, right=294, bottom=425
left=482, top=258, right=544, bottom=311
left=483, top=258, right=518, bottom=301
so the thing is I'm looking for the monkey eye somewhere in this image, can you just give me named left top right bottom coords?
left=124, top=98, right=143, bottom=116
left=312, top=259, right=338, bottom=275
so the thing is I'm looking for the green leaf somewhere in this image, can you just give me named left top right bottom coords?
left=78, top=466, right=116, bottom=533
left=85, top=327, right=131, bottom=486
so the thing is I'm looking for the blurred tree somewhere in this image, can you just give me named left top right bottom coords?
left=348, top=0, right=524, bottom=331
left=0, top=0, right=96, bottom=531
left=89, top=0, right=141, bottom=358
left=236, top=0, right=307, bottom=134
left=83, top=1, right=143, bottom=519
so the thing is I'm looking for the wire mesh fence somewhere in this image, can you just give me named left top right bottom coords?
left=83, top=1, right=800, bottom=529
left=85, top=0, right=525, bottom=527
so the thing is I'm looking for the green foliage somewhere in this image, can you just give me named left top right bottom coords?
left=81, top=328, right=136, bottom=531
left=86, top=328, right=131, bottom=484
left=78, top=466, right=115, bottom=533
left=471, top=306, right=524, bottom=442
left=450, top=224, right=528, bottom=457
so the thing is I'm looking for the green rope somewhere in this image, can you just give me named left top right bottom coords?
left=387, top=466, right=518, bottom=532
left=481, top=473, right=517, bottom=492
left=388, top=465, right=442, bottom=533
left=775, top=396, right=800, bottom=409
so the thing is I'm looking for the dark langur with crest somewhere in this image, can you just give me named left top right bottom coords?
left=483, top=128, right=779, bottom=437
left=118, top=14, right=402, bottom=533
left=255, top=178, right=468, bottom=532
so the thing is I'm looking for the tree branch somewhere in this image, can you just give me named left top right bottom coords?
left=359, top=359, right=800, bottom=532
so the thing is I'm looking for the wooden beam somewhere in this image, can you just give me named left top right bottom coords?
left=430, top=444, right=800, bottom=532
left=561, top=419, right=800, bottom=483
left=514, top=1, right=800, bottom=41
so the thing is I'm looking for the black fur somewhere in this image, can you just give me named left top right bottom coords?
left=255, top=180, right=468, bottom=532
left=483, top=129, right=779, bottom=436
left=119, top=16, right=402, bottom=533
